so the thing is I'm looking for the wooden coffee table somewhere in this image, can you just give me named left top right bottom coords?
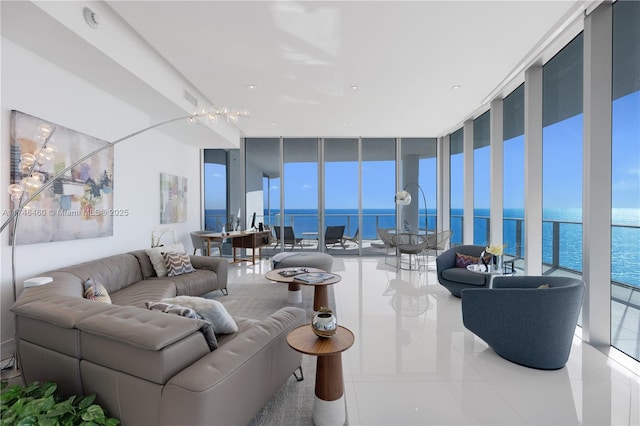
left=287, top=324, right=354, bottom=426
left=265, top=268, right=341, bottom=310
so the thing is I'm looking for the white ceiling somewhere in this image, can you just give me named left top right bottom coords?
left=106, top=0, right=584, bottom=138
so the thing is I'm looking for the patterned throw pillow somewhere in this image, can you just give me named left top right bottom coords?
left=455, top=253, right=491, bottom=268
left=83, top=277, right=112, bottom=304
left=145, top=243, right=186, bottom=277
left=163, top=252, right=194, bottom=277
left=146, top=301, right=217, bottom=350
left=162, top=296, right=238, bottom=334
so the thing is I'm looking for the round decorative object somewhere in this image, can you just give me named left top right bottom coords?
left=311, top=307, right=337, bottom=338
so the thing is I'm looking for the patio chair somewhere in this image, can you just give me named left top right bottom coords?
left=274, top=226, right=303, bottom=250
left=376, top=227, right=397, bottom=265
left=190, top=230, right=222, bottom=257
left=342, top=228, right=359, bottom=246
left=324, top=225, right=346, bottom=249
left=423, top=230, right=453, bottom=270
left=392, top=232, right=429, bottom=271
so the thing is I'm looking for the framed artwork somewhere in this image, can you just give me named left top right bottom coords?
left=9, top=110, right=114, bottom=245
left=160, top=173, right=187, bottom=224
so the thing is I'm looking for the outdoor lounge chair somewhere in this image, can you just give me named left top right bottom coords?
left=274, top=226, right=303, bottom=250
left=324, top=225, right=347, bottom=249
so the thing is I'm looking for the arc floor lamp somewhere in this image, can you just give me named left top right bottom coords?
left=394, top=181, right=428, bottom=233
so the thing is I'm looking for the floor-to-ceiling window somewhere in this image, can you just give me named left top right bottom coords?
left=324, top=138, right=359, bottom=247
left=400, top=138, right=437, bottom=233
left=450, top=129, right=464, bottom=245
left=611, top=0, right=640, bottom=361
left=283, top=138, right=318, bottom=240
left=203, top=149, right=229, bottom=231
left=542, top=33, right=584, bottom=275
left=245, top=138, right=280, bottom=228
left=473, top=112, right=490, bottom=246
left=503, top=84, right=525, bottom=265
left=362, top=138, right=396, bottom=239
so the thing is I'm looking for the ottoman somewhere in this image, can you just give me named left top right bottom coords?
left=271, top=252, right=334, bottom=303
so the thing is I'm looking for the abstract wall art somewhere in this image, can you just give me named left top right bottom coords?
left=8, top=110, right=114, bottom=244
left=160, top=173, right=187, bottom=224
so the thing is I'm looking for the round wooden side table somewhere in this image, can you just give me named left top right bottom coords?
left=265, top=268, right=341, bottom=309
left=287, top=324, right=355, bottom=426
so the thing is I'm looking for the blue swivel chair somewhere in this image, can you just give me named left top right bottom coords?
left=461, top=275, right=585, bottom=370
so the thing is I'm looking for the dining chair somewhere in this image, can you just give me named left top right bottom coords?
left=190, top=230, right=222, bottom=257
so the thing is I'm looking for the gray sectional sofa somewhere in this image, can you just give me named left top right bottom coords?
left=10, top=249, right=306, bottom=426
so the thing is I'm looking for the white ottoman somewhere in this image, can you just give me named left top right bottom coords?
left=271, top=252, right=334, bottom=272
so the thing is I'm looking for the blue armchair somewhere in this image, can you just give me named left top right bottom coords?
left=461, top=276, right=585, bottom=370
left=436, top=245, right=491, bottom=297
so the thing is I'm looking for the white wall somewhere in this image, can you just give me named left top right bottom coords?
left=1, top=39, right=203, bottom=359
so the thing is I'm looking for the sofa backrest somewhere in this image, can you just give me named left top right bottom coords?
left=56, top=253, right=143, bottom=294
left=128, top=250, right=157, bottom=279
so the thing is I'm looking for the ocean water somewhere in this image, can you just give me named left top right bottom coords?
left=205, top=208, right=639, bottom=287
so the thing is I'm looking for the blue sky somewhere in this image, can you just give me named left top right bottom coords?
left=206, top=90, right=638, bottom=223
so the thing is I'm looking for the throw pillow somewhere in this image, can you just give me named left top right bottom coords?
left=163, top=252, right=194, bottom=277
left=145, top=243, right=186, bottom=277
left=83, top=277, right=112, bottom=304
left=146, top=301, right=217, bottom=350
left=455, top=252, right=492, bottom=268
left=537, top=283, right=551, bottom=289
left=162, top=296, right=238, bottom=334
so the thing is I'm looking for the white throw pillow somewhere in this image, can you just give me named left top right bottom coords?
left=145, top=243, right=186, bottom=277
left=162, top=296, right=238, bottom=334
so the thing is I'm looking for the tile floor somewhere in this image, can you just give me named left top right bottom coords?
left=229, top=255, right=640, bottom=426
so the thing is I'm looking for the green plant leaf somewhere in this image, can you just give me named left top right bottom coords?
left=78, top=394, right=96, bottom=410
left=16, top=415, right=37, bottom=426
left=82, top=404, right=105, bottom=421
left=42, top=382, right=57, bottom=398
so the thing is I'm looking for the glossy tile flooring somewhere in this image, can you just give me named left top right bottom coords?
left=229, top=256, right=640, bottom=426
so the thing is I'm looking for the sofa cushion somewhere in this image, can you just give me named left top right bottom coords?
left=109, top=280, right=176, bottom=308
left=145, top=244, right=186, bottom=277
left=169, top=269, right=219, bottom=296
left=162, top=296, right=238, bottom=334
left=164, top=252, right=194, bottom=277
left=442, top=268, right=487, bottom=286
left=83, top=277, right=112, bottom=304
left=57, top=254, right=143, bottom=294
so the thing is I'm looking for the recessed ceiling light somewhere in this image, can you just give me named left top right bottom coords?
left=451, top=85, right=462, bottom=90
left=270, top=122, right=277, bottom=126
left=350, top=85, right=359, bottom=90
left=247, top=84, right=256, bottom=89
left=342, top=122, right=348, bottom=126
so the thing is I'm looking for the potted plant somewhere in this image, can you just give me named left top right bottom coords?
left=1, top=380, right=119, bottom=425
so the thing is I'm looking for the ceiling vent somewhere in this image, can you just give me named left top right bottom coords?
left=184, top=90, right=198, bottom=108
left=83, top=7, right=99, bottom=29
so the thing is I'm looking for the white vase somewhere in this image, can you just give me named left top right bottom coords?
left=494, top=255, right=504, bottom=273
